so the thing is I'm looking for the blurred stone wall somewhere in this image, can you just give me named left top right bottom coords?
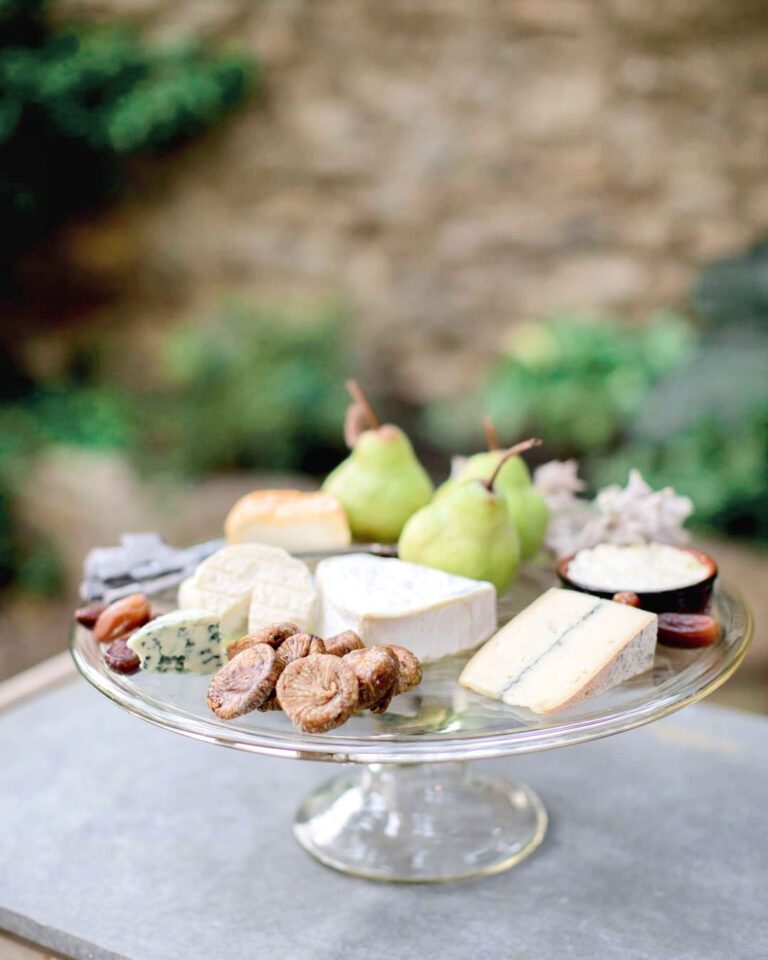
left=56, top=0, right=768, bottom=402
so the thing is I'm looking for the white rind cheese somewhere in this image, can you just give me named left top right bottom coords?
left=127, top=609, right=224, bottom=673
left=247, top=552, right=317, bottom=634
left=316, top=554, right=497, bottom=662
left=460, top=588, right=657, bottom=713
left=178, top=543, right=317, bottom=638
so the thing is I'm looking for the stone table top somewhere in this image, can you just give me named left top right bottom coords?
left=1, top=677, right=767, bottom=960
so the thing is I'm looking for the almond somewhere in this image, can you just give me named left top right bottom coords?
left=93, top=594, right=151, bottom=644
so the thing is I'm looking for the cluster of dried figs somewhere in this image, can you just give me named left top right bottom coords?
left=207, top=622, right=423, bottom=733
left=75, top=594, right=152, bottom=674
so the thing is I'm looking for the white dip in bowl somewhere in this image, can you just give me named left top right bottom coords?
left=566, top=543, right=711, bottom=593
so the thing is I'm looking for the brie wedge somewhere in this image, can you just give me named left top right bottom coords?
left=127, top=609, right=223, bottom=673
left=224, top=489, right=351, bottom=552
left=179, top=543, right=317, bottom=638
left=460, top=588, right=657, bottom=713
left=315, top=554, right=497, bottom=661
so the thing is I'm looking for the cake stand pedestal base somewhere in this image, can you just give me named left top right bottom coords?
left=294, top=761, right=548, bottom=883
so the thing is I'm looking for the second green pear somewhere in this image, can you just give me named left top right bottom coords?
left=398, top=480, right=520, bottom=594
left=322, top=425, right=434, bottom=543
left=504, top=485, right=549, bottom=561
left=437, top=451, right=548, bottom=561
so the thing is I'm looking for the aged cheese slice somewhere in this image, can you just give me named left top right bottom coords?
left=127, top=609, right=223, bottom=673
left=316, top=554, right=497, bottom=662
left=180, top=544, right=317, bottom=638
left=224, top=489, right=351, bottom=552
left=459, top=588, right=657, bottom=713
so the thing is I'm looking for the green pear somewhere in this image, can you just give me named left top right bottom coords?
left=456, top=448, right=532, bottom=489
left=504, top=484, right=549, bottom=561
left=323, top=423, right=434, bottom=544
left=435, top=432, right=548, bottom=561
left=399, top=452, right=523, bottom=594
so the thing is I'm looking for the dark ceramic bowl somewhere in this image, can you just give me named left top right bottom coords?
left=557, top=546, right=718, bottom=614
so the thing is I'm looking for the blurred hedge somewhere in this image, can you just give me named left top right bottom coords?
left=0, top=0, right=254, bottom=272
left=0, top=303, right=352, bottom=588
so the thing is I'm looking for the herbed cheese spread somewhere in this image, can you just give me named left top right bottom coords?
left=566, top=543, right=710, bottom=593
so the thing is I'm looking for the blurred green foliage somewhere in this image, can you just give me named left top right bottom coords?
left=0, top=0, right=254, bottom=270
left=145, top=303, right=351, bottom=476
left=595, top=325, right=768, bottom=540
left=423, top=312, right=696, bottom=456
left=0, top=303, right=351, bottom=587
left=693, top=236, right=768, bottom=331
left=0, top=383, right=130, bottom=588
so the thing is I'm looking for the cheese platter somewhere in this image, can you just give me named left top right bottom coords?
left=69, top=383, right=752, bottom=882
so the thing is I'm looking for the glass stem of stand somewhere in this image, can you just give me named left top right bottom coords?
left=294, top=759, right=548, bottom=882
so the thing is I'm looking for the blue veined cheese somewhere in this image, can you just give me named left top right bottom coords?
left=127, top=609, right=224, bottom=674
left=459, top=588, right=657, bottom=713
left=316, top=554, right=497, bottom=662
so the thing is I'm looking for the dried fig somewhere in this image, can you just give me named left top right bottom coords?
left=75, top=603, right=107, bottom=630
left=276, top=633, right=326, bottom=668
left=344, top=646, right=400, bottom=711
left=277, top=654, right=359, bottom=733
left=207, top=645, right=282, bottom=720
left=258, top=691, right=282, bottom=712
left=104, top=637, right=141, bottom=675
left=94, top=594, right=151, bottom=644
left=324, top=630, right=365, bottom=657
left=226, top=621, right=299, bottom=660
left=387, top=645, right=423, bottom=694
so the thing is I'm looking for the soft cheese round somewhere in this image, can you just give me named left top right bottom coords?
left=566, top=543, right=710, bottom=593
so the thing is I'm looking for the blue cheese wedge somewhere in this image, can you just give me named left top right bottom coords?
left=178, top=543, right=317, bottom=638
left=316, top=554, right=497, bottom=662
left=459, top=588, right=657, bottom=713
left=127, top=609, right=224, bottom=674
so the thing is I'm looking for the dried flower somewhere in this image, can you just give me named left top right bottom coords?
left=536, top=463, right=694, bottom=559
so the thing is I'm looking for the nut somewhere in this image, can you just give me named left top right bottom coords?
left=276, top=654, right=359, bottom=733
left=93, top=594, right=151, bottom=644
left=207, top=645, right=283, bottom=720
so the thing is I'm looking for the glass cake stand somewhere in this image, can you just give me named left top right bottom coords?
left=71, top=568, right=751, bottom=884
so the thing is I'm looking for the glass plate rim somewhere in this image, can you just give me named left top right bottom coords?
left=71, top=579, right=753, bottom=764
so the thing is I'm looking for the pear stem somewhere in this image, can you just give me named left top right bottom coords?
left=346, top=379, right=379, bottom=430
left=483, top=415, right=499, bottom=451
left=484, top=438, right=543, bottom=492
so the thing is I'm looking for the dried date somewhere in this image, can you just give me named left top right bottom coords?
left=104, top=637, right=141, bottom=675
left=75, top=603, right=107, bottom=629
left=658, top=613, right=719, bottom=649
left=93, top=594, right=151, bottom=644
